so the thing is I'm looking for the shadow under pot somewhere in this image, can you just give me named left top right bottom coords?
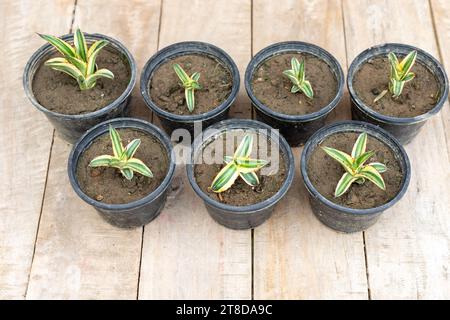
left=301, top=120, right=411, bottom=233
left=140, top=41, right=240, bottom=139
left=23, top=32, right=137, bottom=144
left=348, top=43, right=449, bottom=145
left=187, top=119, right=295, bottom=230
left=245, top=41, right=344, bottom=147
left=68, top=118, right=175, bottom=228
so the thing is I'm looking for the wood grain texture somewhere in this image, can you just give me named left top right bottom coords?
left=26, top=0, right=162, bottom=299
left=138, top=0, right=252, bottom=299
left=252, top=0, right=368, bottom=299
left=0, top=0, right=74, bottom=299
left=343, top=0, right=450, bottom=299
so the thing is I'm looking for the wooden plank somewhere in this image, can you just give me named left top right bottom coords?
left=138, top=0, right=252, bottom=299
left=26, top=0, right=162, bottom=299
left=343, top=0, right=450, bottom=299
left=0, top=0, right=74, bottom=299
left=252, top=0, right=369, bottom=299
left=430, top=0, right=450, bottom=151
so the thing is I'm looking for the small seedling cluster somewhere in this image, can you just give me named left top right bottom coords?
left=39, top=28, right=114, bottom=90
left=283, top=57, right=314, bottom=99
left=173, top=63, right=202, bottom=112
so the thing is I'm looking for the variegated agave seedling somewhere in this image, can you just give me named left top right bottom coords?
left=374, top=50, right=417, bottom=102
left=173, top=63, right=202, bottom=112
left=210, top=134, right=269, bottom=193
left=321, top=132, right=387, bottom=197
left=39, top=27, right=114, bottom=90
left=89, top=126, right=153, bottom=181
left=283, top=57, right=314, bottom=99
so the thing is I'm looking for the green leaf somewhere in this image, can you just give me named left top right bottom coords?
left=124, top=139, right=141, bottom=160
left=399, top=50, right=417, bottom=77
left=291, top=57, right=301, bottom=75
left=185, top=88, right=195, bottom=112
left=89, top=155, right=114, bottom=167
left=39, top=33, right=76, bottom=58
left=234, top=134, right=253, bottom=159
left=234, top=157, right=269, bottom=173
left=109, top=125, right=124, bottom=158
left=351, top=132, right=368, bottom=158
left=298, top=59, right=305, bottom=82
left=321, top=146, right=354, bottom=174
left=86, top=40, right=109, bottom=75
left=354, top=150, right=374, bottom=170
left=44, top=60, right=84, bottom=81
left=84, top=69, right=114, bottom=89
left=240, top=171, right=259, bottom=186
left=368, top=162, right=387, bottom=173
left=300, top=80, right=314, bottom=99
left=335, top=172, right=357, bottom=197
left=124, top=158, right=153, bottom=178
left=121, top=168, right=134, bottom=180
left=173, top=63, right=190, bottom=84
left=358, top=165, right=386, bottom=190
left=74, top=28, right=88, bottom=61
left=211, top=162, right=239, bottom=193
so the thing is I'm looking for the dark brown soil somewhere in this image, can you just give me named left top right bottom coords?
left=194, top=131, right=287, bottom=206
left=149, top=54, right=232, bottom=115
left=76, top=128, right=169, bottom=205
left=32, top=46, right=131, bottom=115
left=353, top=56, right=440, bottom=117
left=251, top=52, right=338, bottom=115
left=307, top=132, right=404, bottom=209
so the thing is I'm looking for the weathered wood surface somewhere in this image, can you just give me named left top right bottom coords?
left=343, top=0, right=450, bottom=299
left=1, top=0, right=449, bottom=299
left=0, top=0, right=75, bottom=300
left=138, top=0, right=252, bottom=299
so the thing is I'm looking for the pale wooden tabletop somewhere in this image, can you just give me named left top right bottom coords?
left=1, top=0, right=449, bottom=299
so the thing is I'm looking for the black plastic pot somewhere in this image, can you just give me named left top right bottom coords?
left=348, top=43, right=449, bottom=145
left=301, top=120, right=411, bottom=233
left=187, top=119, right=295, bottom=230
left=245, top=41, right=345, bottom=147
left=68, top=118, right=175, bottom=228
left=140, top=41, right=240, bottom=138
left=23, top=33, right=137, bottom=144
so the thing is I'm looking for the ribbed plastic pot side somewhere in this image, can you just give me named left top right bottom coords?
left=347, top=43, right=449, bottom=145
left=186, top=119, right=295, bottom=230
left=23, top=33, right=137, bottom=144
left=245, top=41, right=345, bottom=147
left=68, top=118, right=175, bottom=229
left=141, top=41, right=240, bottom=138
left=301, top=120, right=411, bottom=233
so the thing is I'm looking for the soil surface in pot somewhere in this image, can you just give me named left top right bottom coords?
left=353, top=56, right=440, bottom=117
left=76, top=128, right=169, bottom=204
left=194, top=131, right=287, bottom=206
left=33, top=46, right=131, bottom=115
left=252, top=52, right=338, bottom=115
left=149, top=54, right=232, bottom=116
left=307, top=131, right=403, bottom=209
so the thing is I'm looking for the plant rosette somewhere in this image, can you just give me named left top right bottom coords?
left=245, top=41, right=344, bottom=147
left=301, top=120, right=411, bottom=233
left=141, top=41, right=240, bottom=138
left=23, top=31, right=137, bottom=143
left=348, top=43, right=449, bottom=145
left=187, top=119, right=294, bottom=230
left=68, top=118, right=175, bottom=228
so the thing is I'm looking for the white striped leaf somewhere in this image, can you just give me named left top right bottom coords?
left=124, top=158, right=153, bottom=178
left=89, top=155, right=114, bottom=167
left=357, top=165, right=386, bottom=190
left=39, top=33, right=76, bottom=58
left=109, top=125, right=124, bottom=158
left=121, top=168, right=134, bottom=180
left=74, top=28, right=88, bottom=61
left=351, top=132, right=367, bottom=158
left=335, top=172, right=358, bottom=197
left=240, top=171, right=259, bottom=187
left=234, top=135, right=253, bottom=159
left=321, top=146, right=354, bottom=174
left=124, top=139, right=141, bottom=160
left=369, top=162, right=387, bottom=173
left=211, top=162, right=239, bottom=193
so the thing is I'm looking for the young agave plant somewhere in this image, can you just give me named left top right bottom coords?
left=39, top=27, right=114, bottom=90
left=321, top=132, right=387, bottom=197
left=89, top=125, right=153, bottom=181
left=173, top=63, right=202, bottom=112
left=210, top=134, right=269, bottom=193
left=283, top=57, right=314, bottom=99
left=374, top=50, right=417, bottom=102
